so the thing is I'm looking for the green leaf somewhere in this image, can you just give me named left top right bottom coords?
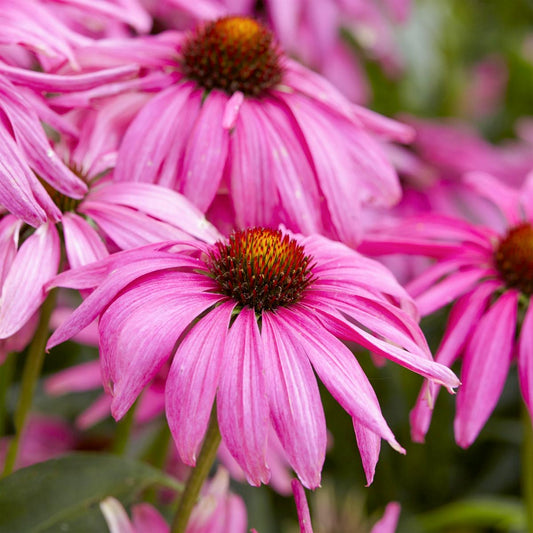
left=0, top=452, right=182, bottom=533
left=419, top=497, right=527, bottom=532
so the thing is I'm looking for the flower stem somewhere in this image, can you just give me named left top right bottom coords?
left=171, top=407, right=221, bottom=533
left=2, top=290, right=56, bottom=477
left=0, top=352, right=16, bottom=437
left=523, top=405, right=533, bottom=532
left=111, top=399, right=138, bottom=455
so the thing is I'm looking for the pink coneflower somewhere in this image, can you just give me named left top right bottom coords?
left=366, top=172, right=533, bottom=447
left=0, top=88, right=219, bottom=341
left=145, top=0, right=410, bottom=102
left=47, top=227, right=458, bottom=488
left=113, top=16, right=412, bottom=246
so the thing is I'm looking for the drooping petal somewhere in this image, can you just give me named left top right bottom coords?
left=217, top=307, right=270, bottom=486
left=179, top=90, right=230, bottom=212
left=99, top=275, right=221, bottom=419
left=354, top=421, right=381, bottom=486
left=230, top=100, right=279, bottom=228
left=62, top=212, right=108, bottom=269
left=518, top=302, right=533, bottom=417
left=99, top=497, right=135, bottom=533
left=166, top=301, right=234, bottom=465
left=410, top=282, right=498, bottom=442
left=275, top=308, right=404, bottom=451
left=454, top=291, right=519, bottom=448
left=0, top=216, right=22, bottom=286
left=291, top=479, right=314, bottom=533
left=0, top=224, right=60, bottom=338
left=262, top=312, right=327, bottom=489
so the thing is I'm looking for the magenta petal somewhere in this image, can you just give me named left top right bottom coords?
left=276, top=308, right=403, bottom=451
left=455, top=291, right=519, bottom=448
left=0, top=223, right=60, bottom=338
left=166, top=302, right=234, bottom=465
left=100, top=279, right=221, bottom=419
left=410, top=282, right=497, bottom=442
left=354, top=421, right=381, bottom=486
left=291, top=479, right=314, bottom=533
left=115, top=83, right=199, bottom=185
left=230, top=101, right=279, bottom=228
left=0, top=216, right=22, bottom=285
left=87, top=182, right=221, bottom=243
left=414, top=268, right=489, bottom=317
left=46, top=253, right=201, bottom=349
left=131, top=504, right=170, bottom=533
left=62, top=212, right=108, bottom=269
left=518, top=303, right=533, bottom=417
left=180, top=91, right=230, bottom=212
left=262, top=312, right=326, bottom=489
left=217, top=308, right=270, bottom=486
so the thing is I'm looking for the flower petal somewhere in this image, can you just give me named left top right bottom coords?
left=166, top=301, right=234, bottom=465
left=217, top=307, right=270, bottom=486
left=454, top=291, right=519, bottom=448
left=262, top=312, right=327, bottom=489
left=0, top=224, right=59, bottom=338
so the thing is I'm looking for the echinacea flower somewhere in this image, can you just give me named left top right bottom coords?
left=47, top=227, right=458, bottom=488
left=0, top=88, right=219, bottom=341
left=112, top=16, right=412, bottom=246
left=364, top=172, right=533, bottom=447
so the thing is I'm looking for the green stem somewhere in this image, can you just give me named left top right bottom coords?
left=171, top=408, right=221, bottom=533
left=111, top=399, right=138, bottom=455
left=0, top=352, right=16, bottom=437
left=2, top=290, right=57, bottom=477
left=523, top=405, right=533, bottom=532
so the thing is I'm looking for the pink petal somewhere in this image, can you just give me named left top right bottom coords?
left=518, top=303, right=533, bottom=417
left=291, top=479, right=314, bottom=533
left=277, top=308, right=404, bottom=452
left=0, top=216, right=22, bottom=285
left=410, top=281, right=498, bottom=442
left=132, top=504, right=169, bottom=533
left=100, top=497, right=135, bottom=533
left=62, top=212, right=108, bottom=269
left=455, top=291, right=519, bottom=448
left=88, top=181, right=221, bottom=243
left=0, top=223, right=60, bottom=338
left=46, top=251, right=203, bottom=349
left=166, top=301, right=234, bottom=465
left=217, top=307, right=270, bottom=486
left=115, top=83, right=200, bottom=186
left=262, top=312, right=327, bottom=489
left=354, top=421, right=381, bottom=486
left=99, top=276, right=221, bottom=419
left=45, top=360, right=102, bottom=394
left=230, top=100, right=279, bottom=228
left=370, top=502, right=401, bottom=533
left=179, top=91, right=230, bottom=212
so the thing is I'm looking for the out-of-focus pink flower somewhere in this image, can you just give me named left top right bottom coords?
left=370, top=502, right=401, bottom=533
left=0, top=415, right=77, bottom=471
left=47, top=227, right=458, bottom=488
left=362, top=172, right=533, bottom=447
left=459, top=55, right=508, bottom=120
left=109, top=16, right=412, bottom=246
left=99, top=467, right=246, bottom=533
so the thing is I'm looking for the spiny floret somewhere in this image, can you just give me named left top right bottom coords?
left=494, top=222, right=533, bottom=296
left=181, top=16, right=283, bottom=96
left=209, top=228, right=315, bottom=311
